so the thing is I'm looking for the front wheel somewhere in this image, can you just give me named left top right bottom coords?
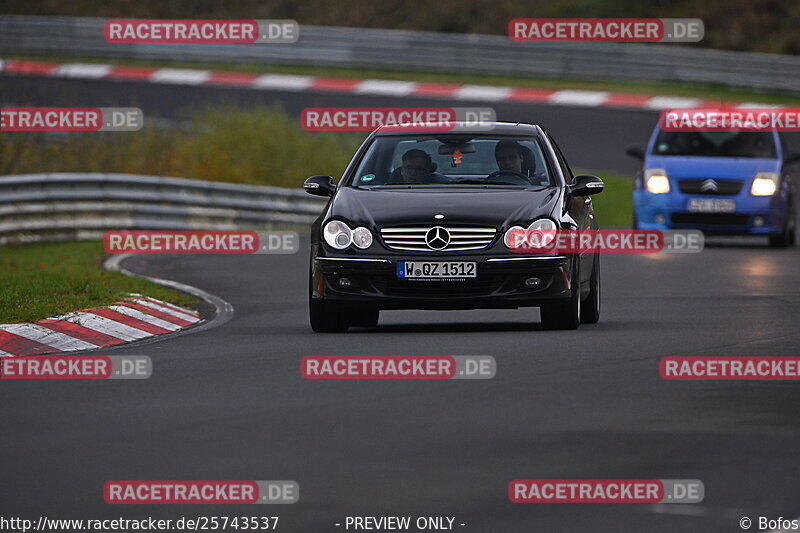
left=769, top=206, right=795, bottom=248
left=580, top=254, right=600, bottom=324
left=310, top=299, right=350, bottom=332
left=540, top=261, right=581, bottom=330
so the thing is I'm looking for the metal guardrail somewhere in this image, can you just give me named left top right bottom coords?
left=0, top=15, right=799, bottom=94
left=0, top=173, right=326, bottom=245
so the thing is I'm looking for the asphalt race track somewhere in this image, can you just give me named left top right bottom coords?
left=2, top=73, right=800, bottom=532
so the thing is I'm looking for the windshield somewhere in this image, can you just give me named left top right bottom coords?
left=652, top=130, right=777, bottom=158
left=349, top=135, right=554, bottom=188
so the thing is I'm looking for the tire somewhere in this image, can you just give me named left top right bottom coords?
left=541, top=260, right=581, bottom=330
left=309, top=299, right=349, bottom=333
left=350, top=306, right=379, bottom=328
left=580, top=254, right=600, bottom=324
left=769, top=206, right=795, bottom=248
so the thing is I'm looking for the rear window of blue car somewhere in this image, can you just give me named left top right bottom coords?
left=652, top=131, right=776, bottom=158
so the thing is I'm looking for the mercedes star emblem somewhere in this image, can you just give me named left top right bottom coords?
left=425, top=226, right=451, bottom=250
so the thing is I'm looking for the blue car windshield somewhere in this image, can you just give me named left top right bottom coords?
left=350, top=136, right=553, bottom=188
left=652, top=131, right=776, bottom=158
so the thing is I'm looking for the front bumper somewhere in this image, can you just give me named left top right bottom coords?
left=311, top=252, right=572, bottom=310
left=634, top=190, right=787, bottom=234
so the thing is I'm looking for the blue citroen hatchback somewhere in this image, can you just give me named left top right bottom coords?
left=626, top=128, right=798, bottom=247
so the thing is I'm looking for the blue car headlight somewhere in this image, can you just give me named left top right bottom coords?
left=644, top=169, right=670, bottom=194
left=751, top=172, right=778, bottom=196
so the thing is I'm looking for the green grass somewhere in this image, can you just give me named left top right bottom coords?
left=0, top=107, right=362, bottom=187
left=0, top=241, right=198, bottom=323
left=581, top=171, right=632, bottom=228
left=1, top=104, right=634, bottom=226
left=7, top=53, right=800, bottom=106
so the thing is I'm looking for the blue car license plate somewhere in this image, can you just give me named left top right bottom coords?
left=687, top=199, right=736, bottom=213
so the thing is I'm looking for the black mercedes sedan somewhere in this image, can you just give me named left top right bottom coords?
left=303, top=122, right=604, bottom=332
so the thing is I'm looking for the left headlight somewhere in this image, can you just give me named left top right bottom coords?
left=751, top=172, right=779, bottom=196
left=504, top=218, right=558, bottom=250
left=527, top=218, right=558, bottom=247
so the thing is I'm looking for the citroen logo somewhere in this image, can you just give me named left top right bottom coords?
left=700, top=179, right=719, bottom=192
left=425, top=226, right=450, bottom=250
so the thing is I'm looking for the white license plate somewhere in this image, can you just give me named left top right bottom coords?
left=397, top=261, right=477, bottom=279
left=688, top=199, right=736, bottom=213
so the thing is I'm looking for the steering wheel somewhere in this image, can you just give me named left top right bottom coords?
left=485, top=169, right=533, bottom=185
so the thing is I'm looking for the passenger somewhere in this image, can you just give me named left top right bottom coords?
left=392, top=149, right=446, bottom=184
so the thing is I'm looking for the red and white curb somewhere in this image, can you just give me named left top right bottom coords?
left=0, top=294, right=200, bottom=357
left=0, top=58, right=782, bottom=111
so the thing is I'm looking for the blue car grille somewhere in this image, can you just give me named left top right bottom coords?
left=678, top=179, right=743, bottom=195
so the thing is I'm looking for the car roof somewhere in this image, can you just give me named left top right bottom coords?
left=373, top=121, right=543, bottom=136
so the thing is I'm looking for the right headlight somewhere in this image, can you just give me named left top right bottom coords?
left=503, top=225, right=526, bottom=249
left=323, top=220, right=352, bottom=249
left=644, top=168, right=670, bottom=194
left=323, top=221, right=372, bottom=250
left=351, top=226, right=373, bottom=249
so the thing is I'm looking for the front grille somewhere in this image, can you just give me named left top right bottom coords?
left=670, top=213, right=749, bottom=226
left=678, top=179, right=743, bottom=195
left=380, top=226, right=497, bottom=252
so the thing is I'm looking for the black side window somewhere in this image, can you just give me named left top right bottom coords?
left=548, top=134, right=574, bottom=184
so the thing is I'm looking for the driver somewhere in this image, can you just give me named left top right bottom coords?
left=494, top=140, right=528, bottom=174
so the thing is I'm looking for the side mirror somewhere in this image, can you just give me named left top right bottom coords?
left=785, top=151, right=800, bottom=165
left=303, top=175, right=336, bottom=197
left=571, top=175, right=605, bottom=196
left=625, top=145, right=645, bottom=160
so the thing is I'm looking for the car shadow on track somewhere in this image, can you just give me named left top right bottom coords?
left=353, top=322, right=543, bottom=333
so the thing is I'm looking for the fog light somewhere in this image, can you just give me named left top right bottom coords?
left=753, top=216, right=765, bottom=227
left=524, top=277, right=542, bottom=288
left=654, top=214, right=665, bottom=224
left=337, top=277, right=352, bottom=288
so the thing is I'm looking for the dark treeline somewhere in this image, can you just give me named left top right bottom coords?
left=3, top=0, right=799, bottom=54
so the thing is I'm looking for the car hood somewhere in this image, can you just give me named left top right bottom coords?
left=328, top=187, right=561, bottom=229
left=644, top=155, right=780, bottom=180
